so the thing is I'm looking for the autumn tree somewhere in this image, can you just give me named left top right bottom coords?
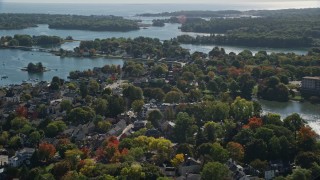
left=38, top=142, right=56, bottom=162
left=226, top=142, right=244, bottom=162
left=297, top=126, right=317, bottom=151
left=171, top=154, right=184, bottom=167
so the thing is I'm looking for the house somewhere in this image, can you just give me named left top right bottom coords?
left=161, top=121, right=175, bottom=137
left=145, top=129, right=161, bottom=138
left=160, top=166, right=176, bottom=177
left=178, top=157, right=201, bottom=176
left=227, top=159, right=250, bottom=180
left=0, top=155, right=8, bottom=167
left=9, top=148, right=35, bottom=167
left=176, top=174, right=201, bottom=180
left=108, top=120, right=127, bottom=136
left=133, top=121, right=147, bottom=131
left=301, top=76, right=320, bottom=96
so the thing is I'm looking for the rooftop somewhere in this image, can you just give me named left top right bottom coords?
left=303, top=76, right=320, bottom=80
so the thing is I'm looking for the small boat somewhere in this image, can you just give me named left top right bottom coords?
left=1, top=75, right=8, bottom=79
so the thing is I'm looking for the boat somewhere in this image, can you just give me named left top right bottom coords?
left=1, top=75, right=8, bottom=79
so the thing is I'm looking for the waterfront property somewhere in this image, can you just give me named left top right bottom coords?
left=301, top=76, right=320, bottom=97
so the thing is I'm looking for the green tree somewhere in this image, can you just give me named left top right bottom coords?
left=287, top=168, right=311, bottom=180
left=164, top=91, right=183, bottom=103
left=201, top=162, right=230, bottom=180
left=120, top=163, right=145, bottom=180
left=123, top=85, right=143, bottom=102
left=174, top=112, right=196, bottom=143
left=60, top=100, right=72, bottom=112
left=29, top=131, right=42, bottom=146
left=210, top=143, right=229, bottom=163
left=147, top=110, right=163, bottom=128
left=94, top=98, right=108, bottom=116
left=131, top=100, right=145, bottom=113
left=230, top=96, right=253, bottom=122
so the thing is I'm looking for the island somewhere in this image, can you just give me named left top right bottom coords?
left=0, top=14, right=140, bottom=32
left=23, top=62, right=46, bottom=73
left=144, top=8, right=320, bottom=48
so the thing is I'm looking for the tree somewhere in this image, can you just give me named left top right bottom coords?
left=67, top=107, right=95, bottom=124
left=171, top=154, right=184, bottom=167
left=174, top=112, right=196, bottom=143
left=268, top=136, right=282, bottom=160
left=237, top=73, right=255, bottom=99
left=148, top=138, right=173, bottom=164
left=62, top=171, right=87, bottom=180
left=123, top=85, right=143, bottom=102
left=38, top=142, right=56, bottom=162
left=60, top=100, right=72, bottom=112
left=295, top=152, right=320, bottom=169
left=164, top=91, right=183, bottom=103
left=96, top=120, right=112, bottom=133
left=107, top=95, right=125, bottom=117
left=8, top=136, right=22, bottom=149
left=51, top=161, right=72, bottom=180
left=254, top=127, right=274, bottom=142
left=147, top=110, right=163, bottom=129
left=210, top=143, right=229, bottom=163
left=287, top=168, right=311, bottom=180
left=250, top=159, right=268, bottom=174
left=283, top=113, right=305, bottom=139
left=203, top=122, right=222, bottom=142
left=226, top=142, right=244, bottom=162
left=230, top=97, right=253, bottom=122
left=89, top=79, right=100, bottom=94
left=245, top=139, right=268, bottom=162
left=11, top=116, right=29, bottom=130
left=297, top=126, right=317, bottom=151
left=56, top=139, right=77, bottom=158
left=94, top=98, right=108, bottom=116
left=131, top=100, right=144, bottom=113
left=201, top=162, right=230, bottom=180
left=120, top=163, right=145, bottom=180
left=245, top=117, right=263, bottom=129
left=29, top=131, right=42, bottom=146
left=65, top=149, right=83, bottom=169
left=45, top=120, right=67, bottom=137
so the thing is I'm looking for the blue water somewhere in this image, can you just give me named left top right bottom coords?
left=1, top=2, right=319, bottom=16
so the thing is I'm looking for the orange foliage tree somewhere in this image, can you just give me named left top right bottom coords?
left=96, top=136, right=128, bottom=163
left=226, top=141, right=245, bottom=162
left=38, top=142, right=56, bottom=162
left=243, top=117, right=263, bottom=129
left=16, top=106, right=28, bottom=118
left=297, top=126, right=317, bottom=151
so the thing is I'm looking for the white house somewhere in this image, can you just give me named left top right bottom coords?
left=9, top=148, right=35, bottom=167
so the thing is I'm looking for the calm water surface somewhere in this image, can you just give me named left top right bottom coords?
left=0, top=49, right=123, bottom=85
left=259, top=99, right=320, bottom=134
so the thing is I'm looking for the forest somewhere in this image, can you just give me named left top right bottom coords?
left=138, top=8, right=320, bottom=18
left=0, top=35, right=63, bottom=47
left=0, top=14, right=140, bottom=31
left=178, top=13, right=320, bottom=47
